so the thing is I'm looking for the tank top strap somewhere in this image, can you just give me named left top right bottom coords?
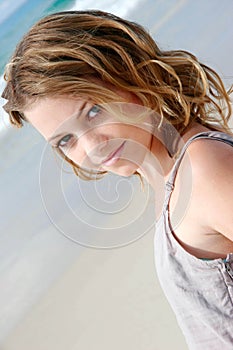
left=164, top=130, right=233, bottom=206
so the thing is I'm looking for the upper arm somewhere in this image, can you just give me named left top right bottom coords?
left=188, top=138, right=233, bottom=242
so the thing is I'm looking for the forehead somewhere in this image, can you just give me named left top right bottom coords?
left=23, top=96, right=86, bottom=139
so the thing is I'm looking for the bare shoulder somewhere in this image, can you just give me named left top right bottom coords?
left=169, top=134, right=233, bottom=258
left=185, top=135, right=233, bottom=241
left=186, top=135, right=233, bottom=173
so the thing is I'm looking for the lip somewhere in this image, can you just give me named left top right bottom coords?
left=102, top=141, right=126, bottom=166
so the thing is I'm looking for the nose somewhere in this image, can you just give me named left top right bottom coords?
left=71, top=131, right=109, bottom=167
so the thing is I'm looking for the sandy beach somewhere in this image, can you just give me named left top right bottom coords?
left=1, top=230, right=187, bottom=350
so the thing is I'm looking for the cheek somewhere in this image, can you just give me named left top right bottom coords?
left=124, top=139, right=147, bottom=163
left=63, top=146, right=85, bottom=168
left=64, top=144, right=103, bottom=171
left=127, top=124, right=153, bottom=146
left=100, top=124, right=152, bottom=158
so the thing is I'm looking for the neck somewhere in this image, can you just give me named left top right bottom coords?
left=137, top=135, right=175, bottom=192
left=137, top=121, right=213, bottom=192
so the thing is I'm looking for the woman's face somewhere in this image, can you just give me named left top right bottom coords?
left=24, top=86, right=154, bottom=177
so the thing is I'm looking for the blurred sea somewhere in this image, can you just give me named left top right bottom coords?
left=0, top=0, right=74, bottom=132
left=0, top=0, right=142, bottom=75
left=0, top=0, right=141, bottom=132
left=0, top=0, right=146, bottom=342
left=0, top=0, right=76, bottom=74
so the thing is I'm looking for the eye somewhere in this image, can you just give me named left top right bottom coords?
left=87, top=104, right=101, bottom=120
left=56, top=134, right=76, bottom=149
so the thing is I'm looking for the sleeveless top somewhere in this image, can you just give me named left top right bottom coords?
left=154, top=131, right=233, bottom=349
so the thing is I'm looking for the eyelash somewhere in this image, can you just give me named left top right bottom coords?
left=87, top=104, right=101, bottom=120
left=55, top=134, right=75, bottom=149
left=54, top=104, right=101, bottom=150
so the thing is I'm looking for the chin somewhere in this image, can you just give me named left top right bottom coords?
left=109, top=161, right=140, bottom=177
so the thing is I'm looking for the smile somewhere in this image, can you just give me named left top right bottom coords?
left=101, top=141, right=126, bottom=167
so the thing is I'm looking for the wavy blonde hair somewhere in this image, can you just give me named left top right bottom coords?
left=2, top=10, right=232, bottom=180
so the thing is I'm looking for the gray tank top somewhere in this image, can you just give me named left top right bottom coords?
left=154, top=131, right=233, bottom=349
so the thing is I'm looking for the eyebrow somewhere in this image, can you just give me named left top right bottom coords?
left=47, top=101, right=87, bottom=143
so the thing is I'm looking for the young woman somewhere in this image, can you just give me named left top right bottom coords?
left=2, top=10, right=233, bottom=349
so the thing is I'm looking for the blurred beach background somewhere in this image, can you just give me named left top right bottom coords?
left=0, top=0, right=232, bottom=349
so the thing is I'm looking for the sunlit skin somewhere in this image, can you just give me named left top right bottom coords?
left=23, top=84, right=177, bottom=183
left=23, top=81, right=214, bottom=193
left=23, top=84, right=233, bottom=260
